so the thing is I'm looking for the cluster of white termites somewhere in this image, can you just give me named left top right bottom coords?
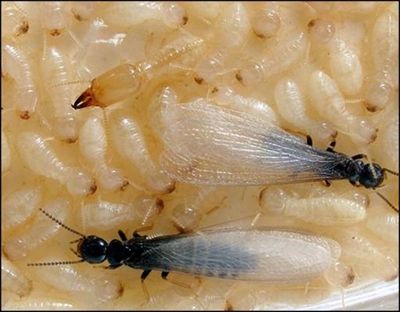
left=2, top=2, right=398, bottom=310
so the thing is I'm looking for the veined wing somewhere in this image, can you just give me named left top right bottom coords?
left=138, top=229, right=338, bottom=283
left=160, top=99, right=346, bottom=185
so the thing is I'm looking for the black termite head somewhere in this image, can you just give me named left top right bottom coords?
left=344, top=160, right=385, bottom=189
left=27, top=209, right=132, bottom=268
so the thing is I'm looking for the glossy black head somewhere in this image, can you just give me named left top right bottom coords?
left=359, top=163, right=385, bottom=189
left=77, top=235, right=108, bottom=264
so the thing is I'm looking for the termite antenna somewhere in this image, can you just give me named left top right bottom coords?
left=38, top=208, right=86, bottom=237
left=50, top=79, right=91, bottom=88
left=383, top=168, right=399, bottom=176
left=27, top=259, right=85, bottom=267
left=374, top=191, right=398, bottom=213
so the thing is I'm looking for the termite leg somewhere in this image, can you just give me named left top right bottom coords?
left=106, top=263, right=123, bottom=269
left=140, top=269, right=152, bottom=306
left=161, top=271, right=170, bottom=280
left=351, top=154, right=367, bottom=160
left=326, top=140, right=336, bottom=153
left=118, top=230, right=127, bottom=241
left=322, top=180, right=331, bottom=187
left=306, top=135, right=313, bottom=147
left=141, top=269, right=152, bottom=281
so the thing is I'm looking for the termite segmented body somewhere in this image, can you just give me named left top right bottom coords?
left=213, top=87, right=280, bottom=124
left=72, top=36, right=203, bottom=109
left=308, top=70, right=377, bottom=144
left=42, top=43, right=81, bottom=142
left=78, top=109, right=128, bottom=191
left=274, top=78, right=337, bottom=143
left=365, top=3, right=399, bottom=112
left=3, top=199, right=70, bottom=260
left=81, top=196, right=163, bottom=230
left=2, top=42, right=38, bottom=120
left=1, top=2, right=29, bottom=39
left=101, top=2, right=188, bottom=29
left=2, top=254, right=32, bottom=297
left=328, top=38, right=363, bottom=97
left=2, top=130, right=11, bottom=173
left=3, top=186, right=42, bottom=231
left=16, top=132, right=96, bottom=196
left=259, top=186, right=368, bottom=226
left=109, top=113, right=175, bottom=194
left=237, top=31, right=308, bottom=86
left=213, top=2, right=250, bottom=48
left=247, top=2, right=281, bottom=39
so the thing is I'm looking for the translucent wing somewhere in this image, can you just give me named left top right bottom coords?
left=137, top=229, right=338, bottom=283
left=160, top=99, right=347, bottom=185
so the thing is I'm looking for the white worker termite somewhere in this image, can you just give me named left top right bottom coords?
left=109, top=113, right=175, bottom=195
left=81, top=196, right=163, bottom=230
left=2, top=185, right=42, bottom=231
left=2, top=2, right=29, bottom=39
left=308, top=70, right=377, bottom=144
left=16, top=132, right=97, bottom=196
left=365, top=3, right=398, bottom=112
left=28, top=208, right=343, bottom=286
left=3, top=199, right=69, bottom=260
left=2, top=130, right=11, bottom=173
left=72, top=35, right=203, bottom=109
left=236, top=31, right=308, bottom=86
left=259, top=186, right=368, bottom=226
left=274, top=78, right=337, bottom=143
left=78, top=108, right=128, bottom=191
left=212, top=86, right=280, bottom=124
left=2, top=41, right=38, bottom=120
left=2, top=254, right=32, bottom=297
left=41, top=2, right=68, bottom=36
left=246, top=2, right=281, bottom=39
left=160, top=98, right=398, bottom=211
left=41, top=41, right=81, bottom=142
left=100, top=2, right=188, bottom=29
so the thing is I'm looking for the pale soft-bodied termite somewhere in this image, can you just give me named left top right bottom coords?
left=2, top=130, right=11, bottom=173
left=2, top=254, right=32, bottom=297
left=182, top=2, right=222, bottom=21
left=1, top=2, right=29, bottom=38
left=160, top=99, right=398, bottom=211
left=29, top=208, right=342, bottom=284
left=31, top=259, right=123, bottom=303
left=69, top=2, right=96, bottom=22
left=212, top=86, right=280, bottom=124
left=41, top=43, right=81, bottom=142
left=78, top=109, right=128, bottom=191
left=2, top=41, right=38, bottom=119
left=237, top=31, right=309, bottom=86
left=328, top=38, right=363, bottom=97
left=365, top=3, right=399, bottom=112
left=213, top=2, right=250, bottom=49
left=366, top=213, right=398, bottom=244
left=81, top=196, right=163, bottom=230
left=41, top=2, right=68, bottom=36
left=171, top=186, right=220, bottom=232
left=100, top=2, right=188, bottom=29
left=308, top=70, right=377, bottom=144
left=72, top=35, right=203, bottom=109
left=109, top=113, right=175, bottom=194
left=193, top=50, right=226, bottom=85
left=246, top=2, right=281, bottom=39
left=2, top=186, right=42, bottom=231
left=331, top=229, right=398, bottom=282
left=3, top=199, right=69, bottom=260
left=307, top=18, right=335, bottom=45
left=381, top=114, right=399, bottom=172
left=16, top=132, right=96, bottom=196
left=259, top=186, right=368, bottom=225
left=274, top=78, right=337, bottom=143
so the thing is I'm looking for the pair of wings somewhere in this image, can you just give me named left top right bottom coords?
left=159, top=99, right=346, bottom=185
left=134, top=227, right=336, bottom=282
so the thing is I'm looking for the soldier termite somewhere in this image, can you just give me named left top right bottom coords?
left=28, top=208, right=342, bottom=290
left=160, top=99, right=398, bottom=212
left=71, top=35, right=203, bottom=110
